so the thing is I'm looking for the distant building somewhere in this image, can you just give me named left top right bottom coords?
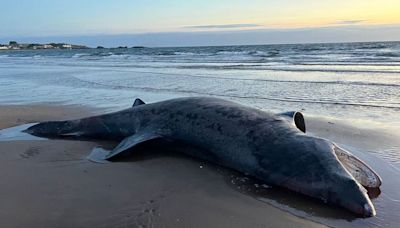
left=62, top=44, right=72, bottom=49
left=43, top=44, right=53, bottom=49
left=0, top=41, right=89, bottom=50
left=18, top=43, right=30, bottom=49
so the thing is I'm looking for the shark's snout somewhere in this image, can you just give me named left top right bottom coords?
left=363, top=202, right=376, bottom=217
left=342, top=197, right=375, bottom=217
left=332, top=178, right=376, bottom=217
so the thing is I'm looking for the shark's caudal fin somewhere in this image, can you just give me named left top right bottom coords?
left=87, top=131, right=162, bottom=163
left=278, top=111, right=306, bottom=133
left=334, top=144, right=382, bottom=188
left=132, top=98, right=146, bottom=107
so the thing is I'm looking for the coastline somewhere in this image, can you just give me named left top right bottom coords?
left=0, top=104, right=325, bottom=228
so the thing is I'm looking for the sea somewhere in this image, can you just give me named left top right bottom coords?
left=0, top=42, right=399, bottom=125
left=1, top=41, right=400, bottom=227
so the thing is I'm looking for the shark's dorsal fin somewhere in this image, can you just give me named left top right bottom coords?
left=132, top=98, right=145, bottom=107
left=87, top=132, right=162, bottom=163
left=278, top=111, right=306, bottom=133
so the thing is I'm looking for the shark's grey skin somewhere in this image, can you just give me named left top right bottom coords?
left=25, top=97, right=378, bottom=217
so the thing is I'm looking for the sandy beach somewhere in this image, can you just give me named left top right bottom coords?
left=0, top=105, right=328, bottom=228
left=1, top=104, right=399, bottom=228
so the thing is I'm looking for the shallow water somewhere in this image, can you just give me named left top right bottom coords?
left=0, top=42, right=399, bottom=125
left=1, top=42, right=400, bottom=227
left=226, top=142, right=400, bottom=228
left=0, top=123, right=44, bottom=141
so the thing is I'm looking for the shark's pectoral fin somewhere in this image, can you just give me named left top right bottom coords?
left=87, top=147, right=112, bottom=164
left=87, top=132, right=162, bottom=163
left=334, top=144, right=382, bottom=188
left=278, top=111, right=306, bottom=133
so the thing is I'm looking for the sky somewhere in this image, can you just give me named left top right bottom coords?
left=1, top=0, right=400, bottom=47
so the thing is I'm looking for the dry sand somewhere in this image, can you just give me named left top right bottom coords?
left=0, top=105, right=325, bottom=228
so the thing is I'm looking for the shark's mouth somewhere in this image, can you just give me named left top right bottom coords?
left=333, top=144, right=382, bottom=189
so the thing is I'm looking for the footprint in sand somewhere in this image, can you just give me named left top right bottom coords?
left=20, top=146, right=40, bottom=159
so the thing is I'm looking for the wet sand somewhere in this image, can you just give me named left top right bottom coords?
left=0, top=105, right=325, bottom=228
left=305, top=118, right=400, bottom=227
left=1, top=105, right=399, bottom=228
left=225, top=117, right=400, bottom=228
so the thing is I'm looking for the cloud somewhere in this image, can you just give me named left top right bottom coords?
left=184, top=23, right=262, bottom=29
left=335, top=20, right=366, bottom=25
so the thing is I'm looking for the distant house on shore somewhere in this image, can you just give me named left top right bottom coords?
left=18, top=43, right=30, bottom=49
left=0, top=41, right=89, bottom=50
left=43, top=44, right=53, bottom=49
left=62, top=44, right=72, bottom=49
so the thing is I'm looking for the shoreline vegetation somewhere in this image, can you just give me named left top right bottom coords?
left=0, top=41, right=146, bottom=50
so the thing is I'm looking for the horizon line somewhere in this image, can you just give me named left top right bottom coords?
left=1, top=40, right=399, bottom=49
left=2, top=24, right=400, bottom=48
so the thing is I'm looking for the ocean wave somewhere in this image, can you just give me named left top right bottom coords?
left=176, top=64, right=400, bottom=74
left=249, top=50, right=280, bottom=57
left=374, top=52, right=400, bottom=58
left=91, top=52, right=115, bottom=57
left=142, top=71, right=400, bottom=87
left=2, top=44, right=400, bottom=66
left=215, top=50, right=279, bottom=58
left=55, top=59, right=400, bottom=75
left=154, top=50, right=178, bottom=56
left=295, top=62, right=400, bottom=66
left=173, top=51, right=201, bottom=56
left=216, top=50, right=247, bottom=55
left=293, top=46, right=325, bottom=52
left=2, top=42, right=400, bottom=70
left=264, top=67, right=400, bottom=74
left=69, top=75, right=400, bottom=110
left=71, top=52, right=133, bottom=59
left=63, top=67, right=400, bottom=87
left=72, top=53, right=90, bottom=58
left=358, top=44, right=387, bottom=49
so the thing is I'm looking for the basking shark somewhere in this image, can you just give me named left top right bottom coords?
left=23, top=97, right=381, bottom=217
